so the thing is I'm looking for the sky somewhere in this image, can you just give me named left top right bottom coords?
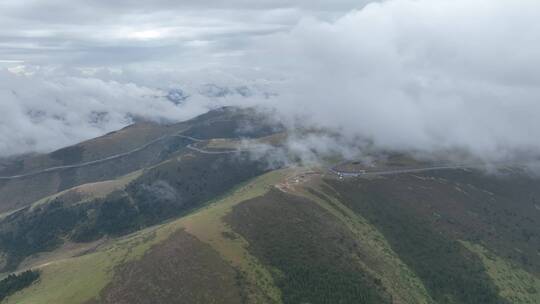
left=0, top=0, right=367, bottom=68
left=1, top=0, right=540, bottom=165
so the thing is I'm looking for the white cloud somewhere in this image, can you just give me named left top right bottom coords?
left=1, top=0, right=540, bottom=166
left=0, top=66, right=275, bottom=157
left=0, top=0, right=372, bottom=66
left=127, top=30, right=165, bottom=41
left=251, top=0, right=540, bottom=162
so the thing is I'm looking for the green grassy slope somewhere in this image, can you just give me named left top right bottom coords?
left=0, top=151, right=267, bottom=272
left=461, top=241, right=540, bottom=304
left=2, top=170, right=285, bottom=304
left=226, top=189, right=394, bottom=304
left=325, top=169, right=540, bottom=304
left=3, top=167, right=539, bottom=304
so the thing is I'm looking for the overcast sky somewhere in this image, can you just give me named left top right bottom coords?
left=1, top=0, right=540, bottom=164
left=0, top=0, right=369, bottom=68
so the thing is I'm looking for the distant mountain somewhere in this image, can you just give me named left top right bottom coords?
left=161, top=83, right=274, bottom=106
left=0, top=107, right=539, bottom=304
left=197, top=83, right=267, bottom=98
left=165, top=89, right=189, bottom=105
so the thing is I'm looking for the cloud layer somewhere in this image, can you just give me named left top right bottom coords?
left=1, top=0, right=540, bottom=165
left=0, top=0, right=370, bottom=67
left=257, top=0, right=540, bottom=162
left=0, top=68, right=270, bottom=156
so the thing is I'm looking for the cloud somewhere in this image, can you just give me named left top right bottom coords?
left=0, top=67, right=271, bottom=157
left=0, top=0, right=373, bottom=66
left=1, top=0, right=540, bottom=166
left=250, top=0, right=540, bottom=163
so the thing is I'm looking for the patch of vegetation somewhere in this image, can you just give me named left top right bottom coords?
left=179, top=170, right=288, bottom=303
left=0, top=201, right=85, bottom=270
left=73, top=193, right=140, bottom=240
left=89, top=230, right=247, bottom=304
left=462, top=241, right=540, bottom=304
left=2, top=170, right=285, bottom=304
left=0, top=159, right=24, bottom=176
left=184, top=109, right=282, bottom=140
left=2, top=225, right=170, bottom=304
left=300, top=185, right=433, bottom=304
left=427, top=170, right=540, bottom=274
left=50, top=145, right=84, bottom=165
left=0, top=270, right=40, bottom=301
left=226, top=189, right=392, bottom=304
left=327, top=178, right=509, bottom=304
left=0, top=153, right=267, bottom=272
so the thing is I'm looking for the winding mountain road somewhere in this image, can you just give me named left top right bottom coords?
left=328, top=163, right=511, bottom=178
left=0, top=133, right=210, bottom=180
left=173, top=134, right=251, bottom=155
left=186, top=144, right=243, bottom=155
left=185, top=143, right=266, bottom=155
left=1, top=130, right=501, bottom=181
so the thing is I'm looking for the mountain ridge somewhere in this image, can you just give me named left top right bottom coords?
left=1, top=108, right=539, bottom=304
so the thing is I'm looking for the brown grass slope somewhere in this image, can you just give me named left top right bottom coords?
left=86, top=229, right=246, bottom=304
left=0, top=106, right=281, bottom=215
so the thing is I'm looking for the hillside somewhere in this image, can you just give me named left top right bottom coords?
left=1, top=168, right=539, bottom=303
left=0, top=108, right=539, bottom=304
left=0, top=107, right=281, bottom=214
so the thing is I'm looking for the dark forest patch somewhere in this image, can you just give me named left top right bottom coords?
left=0, top=270, right=40, bottom=301
left=327, top=177, right=510, bottom=304
left=0, top=153, right=267, bottom=272
left=50, top=145, right=84, bottom=165
left=226, top=189, right=392, bottom=304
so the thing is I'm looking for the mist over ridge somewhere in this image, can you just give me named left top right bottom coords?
left=1, top=0, right=540, bottom=167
